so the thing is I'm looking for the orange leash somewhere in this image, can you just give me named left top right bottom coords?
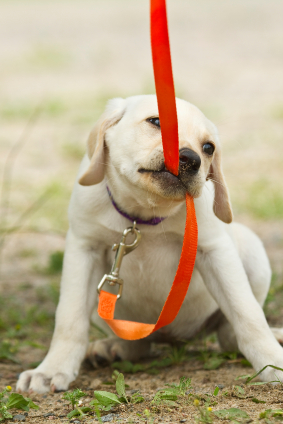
left=97, top=0, right=198, bottom=340
left=98, top=194, right=197, bottom=340
left=150, top=0, right=179, bottom=176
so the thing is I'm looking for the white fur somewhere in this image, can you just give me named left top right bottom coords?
left=17, top=95, right=283, bottom=394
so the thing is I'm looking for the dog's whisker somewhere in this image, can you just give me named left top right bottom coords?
left=207, top=177, right=226, bottom=188
left=96, top=161, right=119, bottom=169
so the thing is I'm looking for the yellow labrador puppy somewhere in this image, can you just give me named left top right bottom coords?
left=17, top=95, right=283, bottom=393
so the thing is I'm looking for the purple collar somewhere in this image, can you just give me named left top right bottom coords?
left=106, top=186, right=166, bottom=226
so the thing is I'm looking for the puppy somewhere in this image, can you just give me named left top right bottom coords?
left=17, top=95, right=283, bottom=393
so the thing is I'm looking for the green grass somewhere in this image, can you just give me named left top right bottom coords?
left=0, top=278, right=59, bottom=349
left=271, top=103, right=283, bottom=120
left=0, top=98, right=67, bottom=120
left=264, top=273, right=283, bottom=318
left=234, top=178, right=283, bottom=220
left=61, top=142, right=85, bottom=161
left=26, top=44, right=71, bottom=70
left=29, top=181, right=71, bottom=233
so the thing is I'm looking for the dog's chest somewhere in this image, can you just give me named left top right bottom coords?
left=103, top=230, right=218, bottom=340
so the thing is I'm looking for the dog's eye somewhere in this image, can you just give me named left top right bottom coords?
left=147, top=117, right=160, bottom=128
left=203, top=142, right=215, bottom=156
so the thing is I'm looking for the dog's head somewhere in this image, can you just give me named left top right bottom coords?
left=79, top=95, right=232, bottom=223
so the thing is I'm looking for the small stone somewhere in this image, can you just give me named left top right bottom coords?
left=217, top=384, right=225, bottom=389
left=101, top=413, right=118, bottom=422
left=180, top=420, right=187, bottom=423
left=90, top=378, right=102, bottom=389
left=44, top=413, right=55, bottom=417
left=13, top=414, right=26, bottom=422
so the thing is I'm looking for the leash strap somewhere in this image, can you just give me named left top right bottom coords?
left=151, top=0, right=179, bottom=176
left=97, top=0, right=198, bottom=340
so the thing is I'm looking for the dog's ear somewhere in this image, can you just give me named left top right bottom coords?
left=79, top=98, right=125, bottom=186
left=209, top=148, right=233, bottom=223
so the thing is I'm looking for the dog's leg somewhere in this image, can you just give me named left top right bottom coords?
left=17, top=230, right=102, bottom=394
left=86, top=338, right=151, bottom=367
left=217, top=223, right=272, bottom=352
left=196, top=232, right=283, bottom=383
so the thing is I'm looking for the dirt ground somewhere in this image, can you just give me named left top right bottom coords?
left=1, top=1, right=283, bottom=423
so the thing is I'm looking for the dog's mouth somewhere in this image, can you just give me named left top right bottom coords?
left=138, top=165, right=180, bottom=184
left=138, top=165, right=189, bottom=197
left=137, top=149, right=202, bottom=198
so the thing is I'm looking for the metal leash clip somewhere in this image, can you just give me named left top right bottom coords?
left=97, top=222, right=141, bottom=299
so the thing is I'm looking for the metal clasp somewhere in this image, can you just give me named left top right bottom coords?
left=97, top=222, right=141, bottom=299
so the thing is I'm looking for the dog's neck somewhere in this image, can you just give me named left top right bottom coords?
left=105, top=179, right=184, bottom=224
left=106, top=185, right=167, bottom=225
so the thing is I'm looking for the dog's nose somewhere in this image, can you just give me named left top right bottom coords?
left=179, top=148, right=201, bottom=174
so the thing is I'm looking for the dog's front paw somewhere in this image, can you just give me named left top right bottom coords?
left=86, top=338, right=150, bottom=368
left=17, top=368, right=75, bottom=394
left=260, top=364, right=283, bottom=384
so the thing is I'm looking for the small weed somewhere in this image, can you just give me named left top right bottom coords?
left=213, top=407, right=249, bottom=421
left=112, top=357, right=173, bottom=375
left=63, top=388, right=87, bottom=410
left=46, top=251, right=64, bottom=274
left=245, top=364, right=283, bottom=385
left=252, top=397, right=266, bottom=404
left=34, top=251, right=64, bottom=276
left=63, top=388, right=91, bottom=419
left=191, top=393, right=218, bottom=409
left=0, top=386, right=38, bottom=421
left=260, top=409, right=283, bottom=422
left=136, top=409, right=155, bottom=423
left=92, top=372, right=144, bottom=412
left=152, top=376, right=192, bottom=406
left=232, top=385, right=246, bottom=399
left=213, top=387, right=219, bottom=396
left=0, top=340, right=19, bottom=363
left=198, top=350, right=226, bottom=370
left=166, top=344, right=188, bottom=365
left=194, top=399, right=213, bottom=424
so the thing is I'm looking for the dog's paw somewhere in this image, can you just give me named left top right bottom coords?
left=86, top=338, right=150, bottom=368
left=17, top=369, right=74, bottom=394
left=259, top=365, right=283, bottom=384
